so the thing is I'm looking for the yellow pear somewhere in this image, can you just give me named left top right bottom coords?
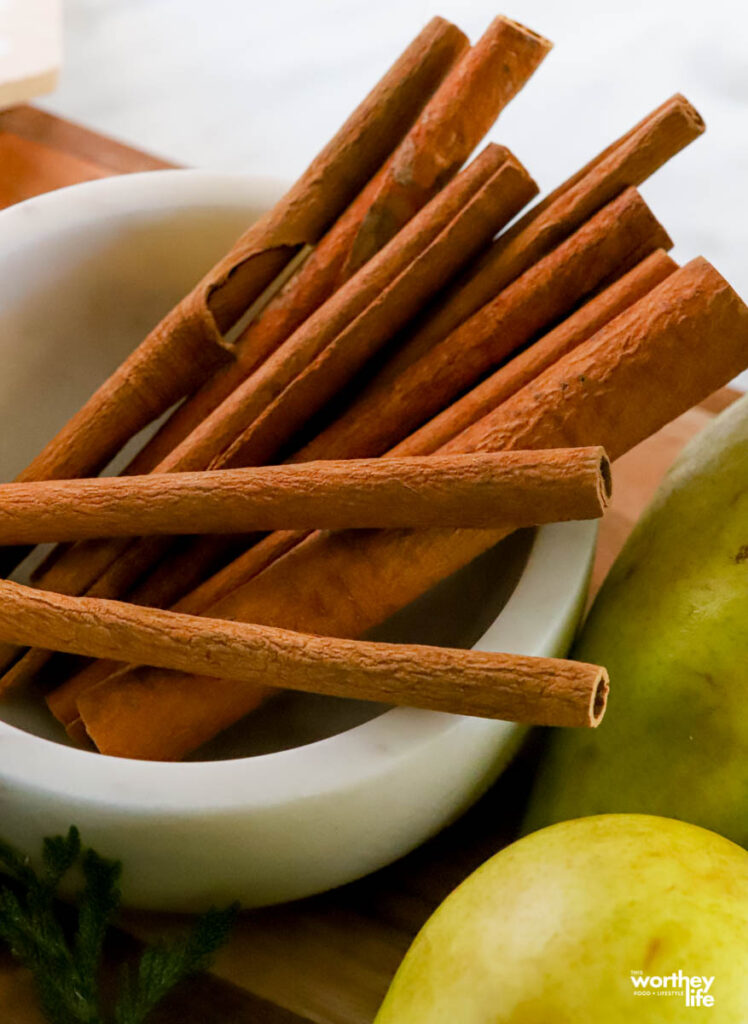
left=375, top=815, right=748, bottom=1022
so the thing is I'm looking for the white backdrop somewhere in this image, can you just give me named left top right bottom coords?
left=44, top=0, right=748, bottom=386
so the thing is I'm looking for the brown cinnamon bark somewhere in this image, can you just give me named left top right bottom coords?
left=1, top=96, right=704, bottom=692
left=0, top=580, right=609, bottom=758
left=36, top=249, right=676, bottom=715
left=123, top=16, right=549, bottom=477
left=73, top=257, right=748, bottom=759
left=292, top=187, right=670, bottom=461
left=31, top=19, right=545, bottom=590
left=0, top=450, right=608, bottom=544
left=394, top=248, right=678, bottom=454
left=356, top=94, right=703, bottom=383
left=0, top=148, right=533, bottom=687
left=10, top=95, right=701, bottom=676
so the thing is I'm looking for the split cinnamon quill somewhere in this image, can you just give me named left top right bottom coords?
left=74, top=257, right=748, bottom=759
left=173, top=146, right=533, bottom=473
left=0, top=450, right=609, bottom=543
left=124, top=16, right=550, bottom=476
left=0, top=16, right=467, bottom=581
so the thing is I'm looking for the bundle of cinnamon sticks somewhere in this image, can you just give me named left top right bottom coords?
left=2, top=14, right=747, bottom=761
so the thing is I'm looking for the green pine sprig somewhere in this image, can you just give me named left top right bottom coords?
left=0, top=827, right=238, bottom=1024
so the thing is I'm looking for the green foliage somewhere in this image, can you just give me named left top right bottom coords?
left=0, top=827, right=237, bottom=1024
left=114, top=908, right=237, bottom=1024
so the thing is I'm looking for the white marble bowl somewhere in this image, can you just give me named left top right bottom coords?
left=0, top=171, right=597, bottom=910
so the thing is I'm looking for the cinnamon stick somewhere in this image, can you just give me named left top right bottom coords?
left=74, top=257, right=748, bottom=759
left=496, top=95, right=701, bottom=250
left=343, top=16, right=551, bottom=273
left=0, top=97, right=704, bottom=693
left=0, top=450, right=608, bottom=544
left=4, top=93, right=703, bottom=688
left=291, top=187, right=671, bottom=462
left=123, top=16, right=549, bottom=477
left=0, top=580, right=609, bottom=758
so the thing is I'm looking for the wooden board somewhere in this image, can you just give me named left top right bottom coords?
left=0, top=105, right=174, bottom=209
left=0, top=106, right=741, bottom=1023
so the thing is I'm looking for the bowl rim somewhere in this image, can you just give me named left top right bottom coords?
left=0, top=169, right=597, bottom=814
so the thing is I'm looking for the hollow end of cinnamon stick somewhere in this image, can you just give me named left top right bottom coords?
left=590, top=667, right=610, bottom=727
left=598, top=452, right=613, bottom=506
left=496, top=15, right=553, bottom=54
left=670, top=92, right=705, bottom=135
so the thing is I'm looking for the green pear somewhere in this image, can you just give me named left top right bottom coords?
left=374, top=815, right=748, bottom=1022
left=526, top=393, right=748, bottom=843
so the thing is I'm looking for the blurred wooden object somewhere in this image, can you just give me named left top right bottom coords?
left=0, top=107, right=741, bottom=1023
left=0, top=1, right=61, bottom=109
left=0, top=105, right=174, bottom=207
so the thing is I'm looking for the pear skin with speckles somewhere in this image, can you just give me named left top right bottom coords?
left=526, top=394, right=748, bottom=843
left=374, top=816, right=748, bottom=1022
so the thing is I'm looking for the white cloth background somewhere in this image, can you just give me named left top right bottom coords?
left=43, top=0, right=748, bottom=387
